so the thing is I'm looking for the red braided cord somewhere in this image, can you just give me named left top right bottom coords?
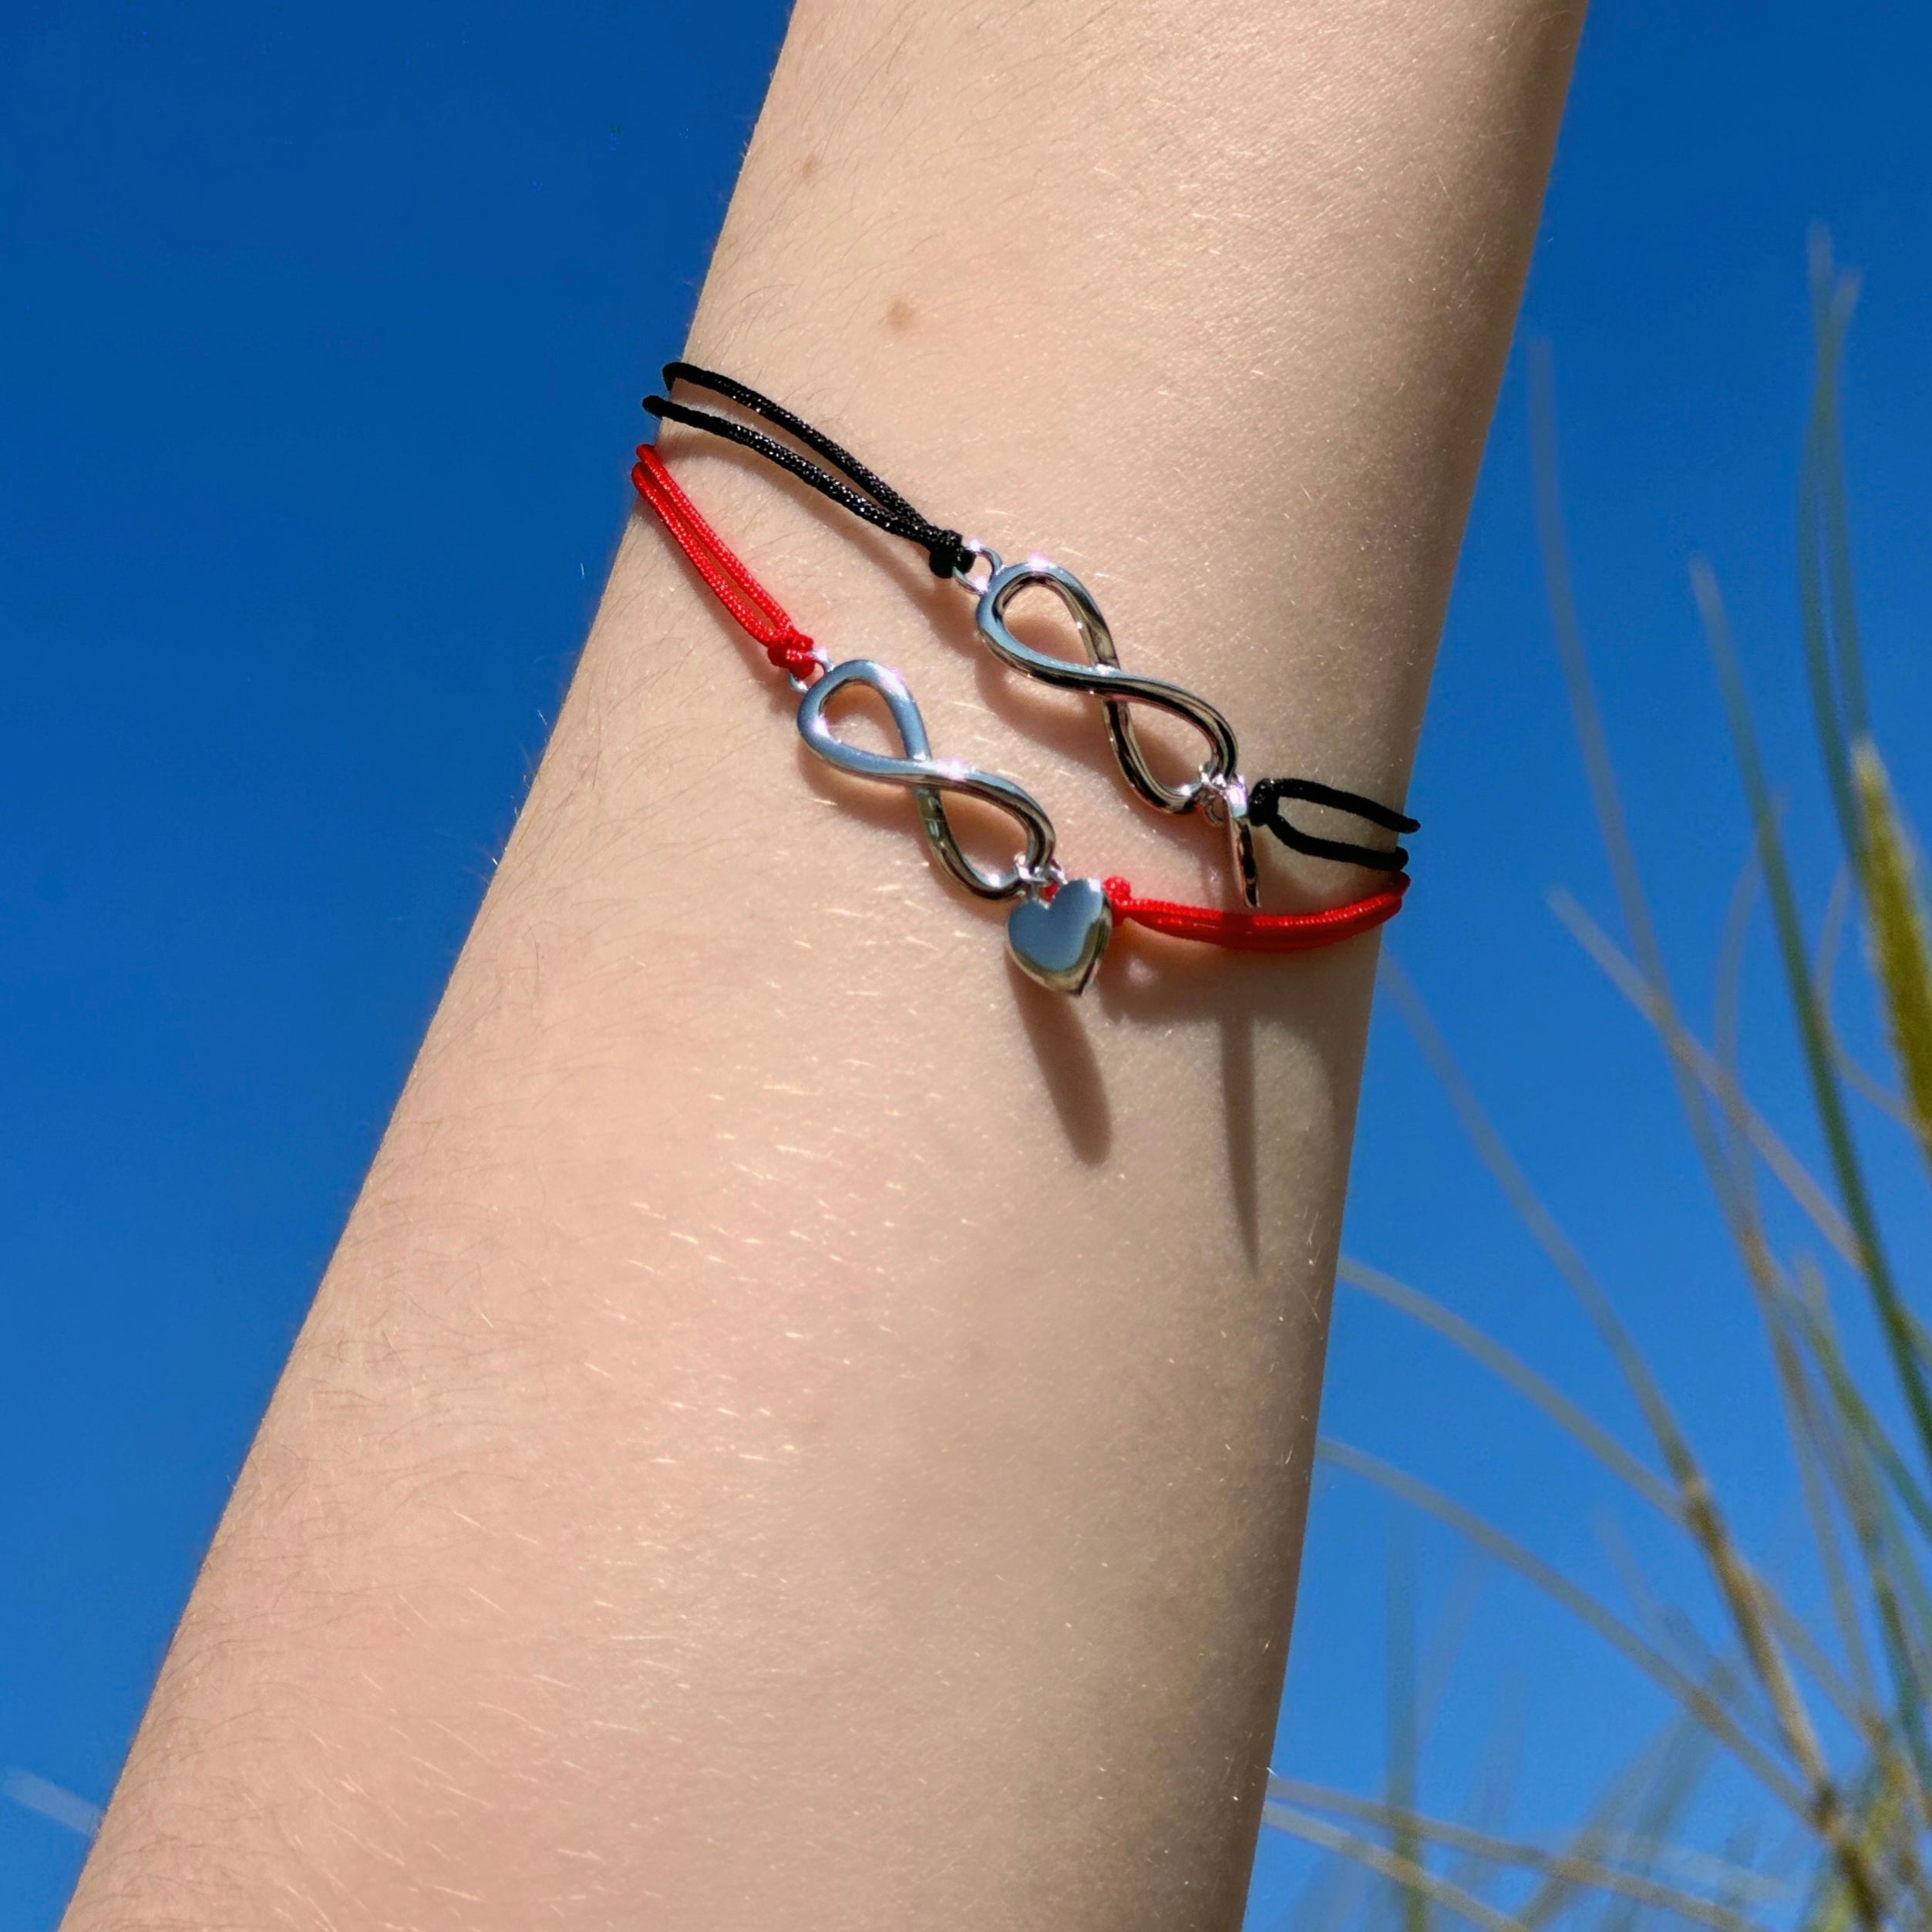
left=630, top=448, right=1407, bottom=954
left=1103, top=872, right=1407, bottom=951
left=632, top=445, right=823, bottom=682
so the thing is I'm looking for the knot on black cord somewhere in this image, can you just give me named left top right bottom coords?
left=1248, top=776, right=1418, bottom=873
left=925, top=529, right=971, bottom=577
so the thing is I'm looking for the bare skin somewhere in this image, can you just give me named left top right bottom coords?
left=65, top=5, right=1585, bottom=1928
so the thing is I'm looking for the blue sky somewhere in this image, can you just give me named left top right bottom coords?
left=5, top=4, right=1932, bottom=1925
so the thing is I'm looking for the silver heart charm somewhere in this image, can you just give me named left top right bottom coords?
left=796, top=658, right=1057, bottom=900
left=975, top=558, right=1240, bottom=816
left=1006, top=876, right=1114, bottom=995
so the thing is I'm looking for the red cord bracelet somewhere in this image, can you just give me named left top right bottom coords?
left=632, top=443, right=824, bottom=685
left=632, top=444, right=1406, bottom=981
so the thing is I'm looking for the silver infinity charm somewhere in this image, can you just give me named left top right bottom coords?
left=974, top=557, right=1240, bottom=816
left=796, top=658, right=1056, bottom=900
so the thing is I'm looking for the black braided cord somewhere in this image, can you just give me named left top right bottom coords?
left=643, top=363, right=971, bottom=577
left=1247, top=777, right=1417, bottom=872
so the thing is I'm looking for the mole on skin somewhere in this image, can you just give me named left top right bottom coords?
left=886, top=298, right=916, bottom=333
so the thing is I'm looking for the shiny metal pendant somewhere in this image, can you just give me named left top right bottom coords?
left=971, top=556, right=1241, bottom=816
left=1005, top=876, right=1113, bottom=994
left=955, top=550, right=1259, bottom=906
left=796, top=658, right=1055, bottom=900
left=796, top=658, right=1112, bottom=993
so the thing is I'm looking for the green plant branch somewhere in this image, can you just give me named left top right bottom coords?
left=1267, top=1780, right=1782, bottom=1932
left=1263, top=1806, right=1532, bottom=1932
left=1338, top=1260, right=1679, bottom=1518
left=1318, top=1438, right=1806, bottom=1814
left=1697, top=563, right=1932, bottom=1486
left=1547, top=887, right=1857, bottom=1262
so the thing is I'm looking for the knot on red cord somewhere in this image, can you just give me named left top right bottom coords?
left=633, top=444, right=826, bottom=685
left=766, top=629, right=824, bottom=682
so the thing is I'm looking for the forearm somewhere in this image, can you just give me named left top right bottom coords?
left=68, top=5, right=1582, bottom=1928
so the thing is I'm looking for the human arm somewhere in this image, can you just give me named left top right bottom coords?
left=66, top=4, right=1584, bottom=1927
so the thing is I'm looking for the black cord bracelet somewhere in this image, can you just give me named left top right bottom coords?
left=1249, top=778, right=1416, bottom=873
left=644, top=362, right=972, bottom=577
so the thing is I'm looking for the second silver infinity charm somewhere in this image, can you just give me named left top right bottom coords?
left=971, top=557, right=1258, bottom=904
left=974, top=558, right=1240, bottom=815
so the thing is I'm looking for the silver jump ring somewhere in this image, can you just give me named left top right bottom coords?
left=1012, top=853, right=1068, bottom=894
left=786, top=645, right=832, bottom=695
left=796, top=658, right=1056, bottom=900
left=1199, top=771, right=1261, bottom=910
left=951, top=540, right=1005, bottom=598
